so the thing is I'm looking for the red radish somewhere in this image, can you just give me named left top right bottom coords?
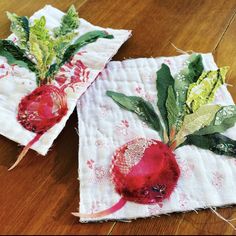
left=9, top=85, right=68, bottom=170
left=9, top=59, right=90, bottom=170
left=74, top=138, right=180, bottom=218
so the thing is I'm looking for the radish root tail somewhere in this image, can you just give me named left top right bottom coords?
left=72, top=197, right=127, bottom=218
left=8, top=134, right=42, bottom=171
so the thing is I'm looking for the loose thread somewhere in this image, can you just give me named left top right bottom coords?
left=225, top=83, right=233, bottom=87
left=210, top=207, right=236, bottom=230
left=170, top=42, right=196, bottom=55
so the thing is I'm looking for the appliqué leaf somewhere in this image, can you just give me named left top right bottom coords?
left=166, top=85, right=178, bottom=138
left=46, top=30, right=114, bottom=80
left=29, top=16, right=55, bottom=82
left=53, top=5, right=79, bottom=37
left=0, top=39, right=36, bottom=72
left=175, top=104, right=221, bottom=146
left=174, top=54, right=204, bottom=129
left=53, top=5, right=79, bottom=63
left=186, top=67, right=229, bottom=113
left=106, top=91, right=162, bottom=133
left=156, top=64, right=175, bottom=135
left=183, top=133, right=236, bottom=157
left=6, top=11, right=29, bottom=49
left=54, top=33, right=77, bottom=63
left=195, top=105, right=236, bottom=135
left=60, top=30, right=114, bottom=66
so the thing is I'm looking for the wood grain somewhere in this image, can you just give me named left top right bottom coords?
left=0, top=0, right=236, bottom=235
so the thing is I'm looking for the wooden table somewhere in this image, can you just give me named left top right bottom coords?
left=0, top=0, right=236, bottom=234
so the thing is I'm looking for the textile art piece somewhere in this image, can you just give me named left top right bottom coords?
left=76, top=54, right=236, bottom=222
left=0, top=5, right=131, bottom=169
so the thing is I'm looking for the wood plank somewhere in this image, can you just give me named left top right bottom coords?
left=78, top=0, right=236, bottom=59
left=213, top=9, right=236, bottom=102
left=0, top=0, right=236, bottom=235
left=100, top=0, right=236, bottom=234
left=110, top=209, right=236, bottom=235
left=0, top=1, right=113, bottom=235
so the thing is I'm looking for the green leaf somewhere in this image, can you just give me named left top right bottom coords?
left=106, top=91, right=162, bottom=134
left=156, top=64, right=175, bottom=135
left=6, top=11, right=29, bottom=49
left=54, top=32, right=77, bottom=63
left=195, top=105, right=236, bottom=135
left=54, top=5, right=79, bottom=37
left=186, top=67, right=229, bottom=113
left=30, top=16, right=50, bottom=41
left=46, top=31, right=113, bottom=80
left=0, top=39, right=36, bottom=72
left=53, top=5, right=79, bottom=63
left=29, top=16, right=55, bottom=82
left=60, top=30, right=114, bottom=66
left=45, top=63, right=58, bottom=79
left=184, top=54, right=204, bottom=83
left=166, top=85, right=179, bottom=136
left=174, top=54, right=204, bottom=129
left=175, top=104, right=221, bottom=146
left=182, top=133, right=236, bottom=157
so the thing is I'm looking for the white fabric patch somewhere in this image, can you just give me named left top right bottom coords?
left=0, top=5, right=131, bottom=155
left=77, top=54, right=236, bottom=222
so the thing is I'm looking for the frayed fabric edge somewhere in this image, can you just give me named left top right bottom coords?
left=75, top=202, right=236, bottom=227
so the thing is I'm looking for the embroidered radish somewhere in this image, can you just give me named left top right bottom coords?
left=74, top=138, right=180, bottom=218
left=9, top=85, right=67, bottom=170
left=0, top=6, right=114, bottom=169
left=75, top=54, right=236, bottom=218
left=112, top=138, right=179, bottom=204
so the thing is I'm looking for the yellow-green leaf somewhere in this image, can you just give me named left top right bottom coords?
left=195, top=105, right=236, bottom=135
left=166, top=85, right=178, bottom=137
left=29, top=16, right=55, bottom=82
left=174, top=54, right=204, bottom=130
left=186, top=67, right=229, bottom=113
left=175, top=105, right=221, bottom=146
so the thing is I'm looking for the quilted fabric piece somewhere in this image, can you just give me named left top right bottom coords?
left=0, top=5, right=131, bottom=155
left=77, top=54, right=236, bottom=222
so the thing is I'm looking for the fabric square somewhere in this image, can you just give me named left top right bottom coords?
left=77, top=54, right=236, bottom=222
left=0, top=5, right=131, bottom=156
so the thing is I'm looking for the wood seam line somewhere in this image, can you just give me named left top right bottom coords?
left=75, top=0, right=88, bottom=9
left=175, top=213, right=185, bottom=235
left=213, top=7, right=236, bottom=53
left=107, top=222, right=116, bottom=235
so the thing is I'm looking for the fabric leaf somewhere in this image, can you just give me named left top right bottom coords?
left=54, top=33, right=77, bottom=63
left=166, top=85, right=178, bottom=138
left=30, top=16, right=50, bottom=41
left=53, top=5, right=79, bottom=62
left=54, top=5, right=79, bottom=37
left=156, top=64, right=175, bottom=135
left=183, top=133, right=236, bottom=157
left=6, top=12, right=29, bottom=49
left=61, top=30, right=114, bottom=66
left=0, top=39, right=36, bottom=72
left=46, top=31, right=113, bottom=79
left=175, top=104, right=221, bottom=146
left=29, top=16, right=55, bottom=83
left=186, top=67, right=229, bottom=113
left=174, top=54, right=204, bottom=129
left=106, top=91, right=162, bottom=133
left=184, top=54, right=204, bottom=83
left=195, top=105, right=236, bottom=135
